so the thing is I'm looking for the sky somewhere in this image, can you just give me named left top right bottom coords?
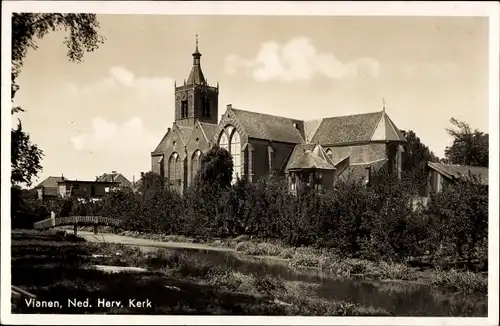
left=13, top=14, right=490, bottom=186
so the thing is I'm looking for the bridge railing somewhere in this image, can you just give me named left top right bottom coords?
left=33, top=215, right=123, bottom=229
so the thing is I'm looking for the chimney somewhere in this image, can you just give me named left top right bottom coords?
left=112, top=170, right=117, bottom=174
left=227, top=104, right=232, bottom=109
left=61, top=174, right=65, bottom=181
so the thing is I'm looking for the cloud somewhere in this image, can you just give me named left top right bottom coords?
left=77, top=66, right=174, bottom=97
left=70, top=116, right=161, bottom=156
left=225, top=37, right=380, bottom=82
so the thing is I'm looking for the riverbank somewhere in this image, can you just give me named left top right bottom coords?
left=11, top=229, right=394, bottom=315
left=68, top=226, right=488, bottom=295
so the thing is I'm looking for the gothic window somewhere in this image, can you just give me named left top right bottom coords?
left=203, top=98, right=211, bottom=118
left=218, top=126, right=244, bottom=184
left=159, top=156, right=165, bottom=181
left=181, top=100, right=188, bottom=118
left=169, top=153, right=182, bottom=191
left=191, top=150, right=203, bottom=182
left=218, top=131, right=229, bottom=151
left=230, top=129, right=241, bottom=184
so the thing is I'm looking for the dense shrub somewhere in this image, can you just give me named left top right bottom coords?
left=426, top=173, right=488, bottom=268
left=18, top=164, right=487, bottom=272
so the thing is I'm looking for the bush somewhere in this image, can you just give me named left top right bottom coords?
left=430, top=268, right=487, bottom=294
left=426, top=174, right=488, bottom=267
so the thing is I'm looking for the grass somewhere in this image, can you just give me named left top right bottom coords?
left=429, top=268, right=488, bottom=294
left=11, top=230, right=392, bottom=316
left=53, top=227, right=488, bottom=295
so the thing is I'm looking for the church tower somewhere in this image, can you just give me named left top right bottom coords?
left=174, top=35, right=219, bottom=126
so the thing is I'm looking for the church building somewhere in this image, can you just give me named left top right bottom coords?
left=151, top=37, right=407, bottom=193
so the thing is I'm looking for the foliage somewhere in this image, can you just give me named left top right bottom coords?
left=193, top=145, right=233, bottom=192
left=19, top=149, right=487, bottom=273
left=11, top=120, right=44, bottom=187
left=426, top=173, right=488, bottom=266
left=444, top=118, right=488, bottom=167
left=12, top=13, right=105, bottom=107
left=11, top=13, right=104, bottom=186
left=400, top=129, right=439, bottom=188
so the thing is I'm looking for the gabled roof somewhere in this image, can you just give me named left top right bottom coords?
left=153, top=129, right=170, bottom=154
left=35, top=176, right=63, bottom=189
left=303, top=119, right=323, bottom=143
left=174, top=123, right=193, bottom=147
left=286, top=149, right=336, bottom=171
left=428, top=162, right=488, bottom=185
left=370, top=111, right=407, bottom=142
left=35, top=176, right=63, bottom=197
left=199, top=121, right=218, bottom=143
left=309, top=111, right=406, bottom=145
left=98, top=172, right=132, bottom=187
left=231, top=108, right=305, bottom=144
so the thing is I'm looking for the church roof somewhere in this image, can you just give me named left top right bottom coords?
left=309, top=111, right=406, bottom=145
left=173, top=123, right=193, bottom=146
left=199, top=122, right=218, bottom=143
left=286, top=149, right=336, bottom=171
left=231, top=108, right=305, bottom=144
left=152, top=129, right=170, bottom=154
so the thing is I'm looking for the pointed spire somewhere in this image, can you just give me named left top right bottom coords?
left=382, top=98, right=386, bottom=112
left=187, top=34, right=206, bottom=85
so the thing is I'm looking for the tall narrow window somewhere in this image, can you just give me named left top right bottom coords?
left=230, top=130, right=241, bottom=183
left=169, top=153, right=182, bottom=192
left=191, top=150, right=203, bottom=182
left=219, top=131, right=229, bottom=151
left=181, top=101, right=188, bottom=118
left=203, top=98, right=211, bottom=118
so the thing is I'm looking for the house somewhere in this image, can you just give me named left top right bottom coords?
left=34, top=176, right=64, bottom=201
left=97, top=171, right=132, bottom=188
left=151, top=37, right=407, bottom=193
left=57, top=178, right=120, bottom=200
left=424, top=162, right=488, bottom=195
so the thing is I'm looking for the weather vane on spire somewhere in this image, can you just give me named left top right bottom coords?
left=196, top=34, right=199, bottom=51
left=382, top=98, right=386, bottom=112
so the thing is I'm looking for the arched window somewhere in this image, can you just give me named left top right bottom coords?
left=219, top=131, right=229, bottom=150
left=230, top=129, right=241, bottom=183
left=217, top=125, right=244, bottom=184
left=191, top=150, right=203, bottom=182
left=169, top=153, right=182, bottom=191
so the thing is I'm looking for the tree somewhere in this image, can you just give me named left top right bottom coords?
left=444, top=118, right=488, bottom=167
left=193, top=145, right=234, bottom=192
left=11, top=120, right=44, bottom=187
left=11, top=13, right=104, bottom=186
left=400, top=129, right=439, bottom=187
left=138, top=171, right=165, bottom=195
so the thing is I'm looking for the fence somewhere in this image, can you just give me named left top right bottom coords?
left=33, top=215, right=123, bottom=229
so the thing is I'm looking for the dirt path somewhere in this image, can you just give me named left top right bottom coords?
left=67, top=230, right=236, bottom=253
